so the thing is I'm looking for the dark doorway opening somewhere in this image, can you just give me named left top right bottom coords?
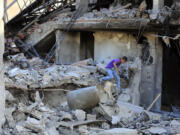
left=162, top=39, right=180, bottom=112
left=80, top=32, right=94, bottom=60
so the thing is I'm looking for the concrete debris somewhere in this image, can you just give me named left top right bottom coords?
left=24, top=117, right=45, bottom=133
left=101, top=122, right=110, bottom=130
left=78, top=125, right=88, bottom=135
left=58, top=120, right=105, bottom=131
left=170, top=120, right=180, bottom=128
left=46, top=127, right=59, bottom=135
left=59, top=111, right=73, bottom=121
left=147, top=127, right=167, bottom=135
left=5, top=107, right=16, bottom=128
left=2, top=55, right=180, bottom=135
left=67, top=86, right=100, bottom=110
left=5, top=57, right=99, bottom=90
left=5, top=90, right=15, bottom=102
left=118, top=94, right=131, bottom=102
left=71, top=58, right=94, bottom=66
left=87, top=114, right=96, bottom=121
left=97, top=128, right=138, bottom=135
left=3, top=86, right=180, bottom=135
left=73, top=109, right=86, bottom=121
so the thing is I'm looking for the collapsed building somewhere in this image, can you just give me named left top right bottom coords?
left=2, top=0, right=180, bottom=134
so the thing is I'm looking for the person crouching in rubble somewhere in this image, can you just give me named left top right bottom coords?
left=100, top=56, right=127, bottom=93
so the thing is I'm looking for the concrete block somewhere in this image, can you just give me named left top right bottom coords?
left=67, top=86, right=100, bottom=110
left=147, top=127, right=167, bottom=134
left=73, top=109, right=86, bottom=121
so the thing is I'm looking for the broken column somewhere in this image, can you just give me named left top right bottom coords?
left=153, top=0, right=164, bottom=10
left=0, top=0, right=5, bottom=129
left=76, top=0, right=89, bottom=15
left=67, top=86, right=100, bottom=110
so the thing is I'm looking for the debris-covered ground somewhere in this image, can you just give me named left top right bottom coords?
left=2, top=54, right=180, bottom=135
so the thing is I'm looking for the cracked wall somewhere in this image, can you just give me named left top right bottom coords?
left=55, top=31, right=163, bottom=110
left=93, top=31, right=163, bottom=110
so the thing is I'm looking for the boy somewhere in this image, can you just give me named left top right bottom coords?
left=100, top=56, right=127, bottom=93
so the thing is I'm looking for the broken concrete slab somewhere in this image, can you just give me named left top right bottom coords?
left=5, top=107, right=16, bottom=128
left=24, top=117, right=45, bottom=133
left=97, top=63, right=106, bottom=75
left=96, top=128, right=138, bottom=135
left=59, top=111, right=73, bottom=121
left=67, top=86, right=100, bottom=110
left=45, top=127, right=59, bottom=135
left=5, top=90, right=16, bottom=102
left=147, top=127, right=167, bottom=134
left=101, top=122, right=110, bottom=130
left=18, top=103, right=43, bottom=120
left=71, top=58, right=94, bottom=66
left=170, top=120, right=180, bottom=128
left=73, top=109, right=86, bottom=121
left=118, top=94, right=131, bottom=103
left=78, top=125, right=88, bottom=135
left=87, top=114, right=96, bottom=121
left=58, top=120, right=105, bottom=130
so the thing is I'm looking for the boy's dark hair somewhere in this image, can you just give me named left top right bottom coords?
left=122, top=56, right=127, bottom=61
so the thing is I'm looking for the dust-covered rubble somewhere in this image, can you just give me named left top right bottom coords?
left=5, top=54, right=99, bottom=90
left=3, top=88, right=180, bottom=135
left=2, top=54, right=180, bottom=135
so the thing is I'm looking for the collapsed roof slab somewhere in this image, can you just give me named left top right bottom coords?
left=24, top=18, right=179, bottom=49
left=57, top=19, right=180, bottom=33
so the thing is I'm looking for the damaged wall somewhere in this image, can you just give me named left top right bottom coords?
left=0, top=0, right=5, bottom=129
left=56, top=31, right=81, bottom=64
left=49, top=30, right=163, bottom=110
left=94, top=32, right=139, bottom=63
left=140, top=33, right=163, bottom=110
left=93, top=31, right=162, bottom=110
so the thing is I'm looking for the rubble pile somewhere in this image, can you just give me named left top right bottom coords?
left=5, top=54, right=99, bottom=90
left=52, top=2, right=176, bottom=25
left=4, top=53, right=131, bottom=90
left=4, top=54, right=144, bottom=106
left=3, top=88, right=180, bottom=135
left=2, top=54, right=180, bottom=135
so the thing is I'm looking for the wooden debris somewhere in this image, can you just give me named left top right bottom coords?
left=146, top=93, right=161, bottom=112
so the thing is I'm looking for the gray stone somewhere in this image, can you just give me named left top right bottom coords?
left=46, top=127, right=59, bottom=135
left=97, top=63, right=106, bottom=75
left=73, top=109, right=86, bottom=121
left=59, top=111, right=73, bottom=121
left=87, top=114, right=96, bottom=120
left=101, top=122, right=110, bottom=130
left=147, top=127, right=167, bottom=134
left=5, top=90, right=15, bottom=102
left=170, top=120, right=180, bottom=127
left=5, top=107, right=16, bottom=128
left=97, top=128, right=138, bottom=135
left=24, top=117, right=45, bottom=133
left=118, top=94, right=131, bottom=103
left=67, top=86, right=100, bottom=110
left=78, top=125, right=88, bottom=135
